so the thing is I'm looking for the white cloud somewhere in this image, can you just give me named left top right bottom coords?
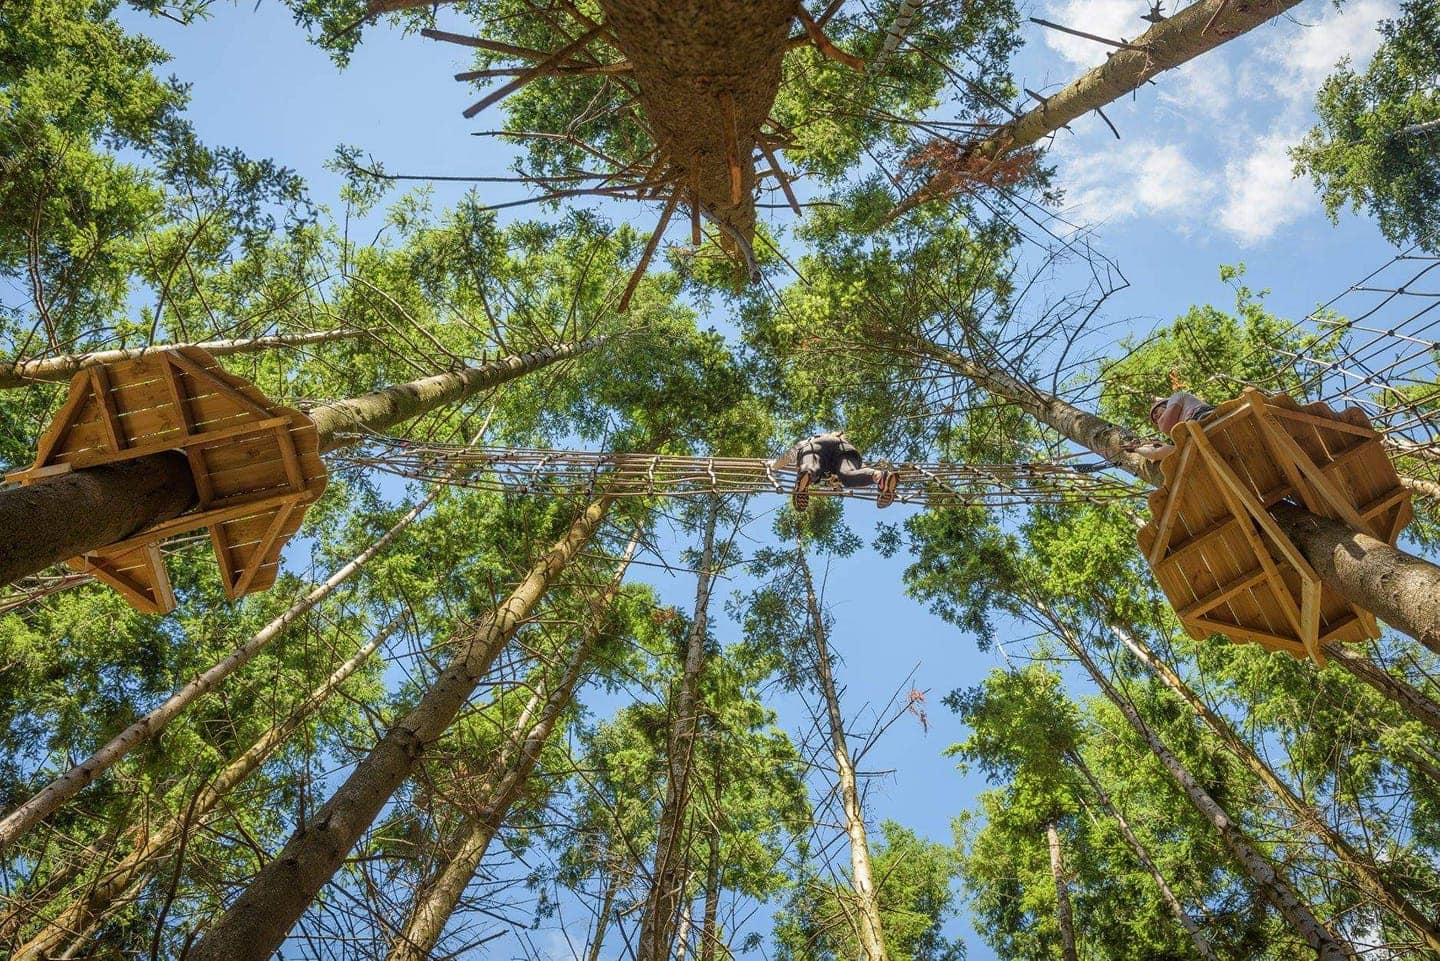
left=1062, top=140, right=1214, bottom=224
left=1158, top=56, right=1236, bottom=126
left=1035, top=0, right=1398, bottom=245
left=1259, top=0, right=1395, bottom=109
left=1217, top=133, right=1311, bottom=244
left=1040, top=0, right=1147, bottom=67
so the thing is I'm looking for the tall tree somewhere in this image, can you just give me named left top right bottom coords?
left=1292, top=0, right=1440, bottom=252
left=386, top=527, right=644, bottom=961
left=188, top=494, right=613, bottom=961
left=638, top=499, right=722, bottom=961
left=893, top=0, right=1308, bottom=215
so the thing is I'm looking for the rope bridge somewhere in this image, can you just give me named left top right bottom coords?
left=339, top=442, right=1141, bottom=508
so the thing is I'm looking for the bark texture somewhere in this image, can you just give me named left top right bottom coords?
left=0, top=497, right=431, bottom=851
left=188, top=496, right=612, bottom=961
left=387, top=533, right=641, bottom=961
left=1322, top=642, right=1440, bottom=736
left=1068, top=751, right=1220, bottom=961
left=0, top=453, right=196, bottom=586
left=0, top=329, right=360, bottom=390
left=637, top=502, right=720, bottom=961
left=1273, top=502, right=1440, bottom=656
left=1053, top=612, right=1357, bottom=961
left=594, top=0, right=796, bottom=261
left=1046, top=820, right=1079, bottom=961
left=0, top=338, right=604, bottom=588
left=898, top=0, right=1305, bottom=212
left=918, top=338, right=1440, bottom=654
left=1110, top=623, right=1440, bottom=953
left=797, top=542, right=890, bottom=961
left=11, top=619, right=396, bottom=961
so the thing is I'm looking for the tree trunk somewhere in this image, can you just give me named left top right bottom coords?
left=594, top=0, right=794, bottom=260
left=1391, top=117, right=1440, bottom=141
left=0, top=495, right=434, bottom=851
left=917, top=339, right=1440, bottom=654
left=674, top=896, right=695, bottom=961
left=1067, top=751, right=1220, bottom=961
left=796, top=541, right=890, bottom=961
left=1109, top=623, right=1440, bottom=953
left=637, top=501, right=720, bottom=961
left=1046, top=820, right=1079, bottom=961
left=699, top=833, right=723, bottom=961
left=0, top=337, right=605, bottom=586
left=188, top=496, right=612, bottom=961
left=11, top=617, right=399, bottom=961
left=0, top=329, right=361, bottom=389
left=586, top=872, right=621, bottom=961
left=1040, top=606, right=1358, bottom=961
left=895, top=0, right=1305, bottom=213
left=1321, top=642, right=1440, bottom=737
left=387, top=531, right=641, bottom=961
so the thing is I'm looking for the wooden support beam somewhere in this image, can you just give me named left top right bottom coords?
left=1182, top=421, right=1306, bottom=641
left=1147, top=441, right=1193, bottom=564
left=89, top=366, right=125, bottom=453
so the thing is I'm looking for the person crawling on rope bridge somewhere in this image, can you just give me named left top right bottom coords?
left=771, top=431, right=899, bottom=510
left=1136, top=390, right=1218, bottom=462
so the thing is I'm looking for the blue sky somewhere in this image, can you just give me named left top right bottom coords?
left=117, top=1, right=1407, bottom=957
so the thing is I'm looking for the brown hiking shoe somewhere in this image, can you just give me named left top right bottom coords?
left=875, top=471, right=899, bottom=508
left=793, top=472, right=812, bottom=511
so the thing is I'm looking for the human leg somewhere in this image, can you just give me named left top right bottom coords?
left=794, top=447, right=820, bottom=510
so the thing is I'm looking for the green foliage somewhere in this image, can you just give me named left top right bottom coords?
left=775, top=822, right=965, bottom=961
left=1291, top=0, right=1440, bottom=251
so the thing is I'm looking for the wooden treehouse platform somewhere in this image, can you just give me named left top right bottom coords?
left=1139, top=389, right=1412, bottom=665
left=6, top=348, right=327, bottom=615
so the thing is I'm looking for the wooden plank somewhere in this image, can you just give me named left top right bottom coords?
left=167, top=350, right=273, bottom=420
left=1190, top=616, right=1309, bottom=656
left=1253, top=402, right=1380, bottom=539
left=188, top=447, right=215, bottom=509
left=1157, top=513, right=1237, bottom=573
left=89, top=491, right=304, bottom=557
left=1267, top=403, right=1377, bottom=439
left=1147, top=441, right=1194, bottom=565
left=89, top=366, right=125, bottom=452
left=1244, top=390, right=1320, bottom=507
left=1183, top=422, right=1305, bottom=641
left=1300, top=577, right=1323, bottom=666
left=230, top=503, right=292, bottom=597
left=52, top=416, right=290, bottom=471
left=144, top=542, right=177, bottom=613
left=6, top=462, right=73, bottom=484
left=274, top=424, right=305, bottom=493
left=1319, top=612, right=1363, bottom=645
left=1178, top=567, right=1268, bottom=619
left=210, top=523, right=240, bottom=598
left=84, top=551, right=170, bottom=616
left=1185, top=421, right=1318, bottom=582
left=32, top=371, right=96, bottom=466
left=162, top=354, right=196, bottom=437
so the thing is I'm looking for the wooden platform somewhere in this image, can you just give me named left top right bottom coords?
left=1138, top=389, right=1411, bottom=665
left=7, top=348, right=327, bottom=614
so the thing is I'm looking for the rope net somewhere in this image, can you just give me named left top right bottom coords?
left=1265, top=251, right=1440, bottom=494
left=339, top=442, right=1139, bottom=508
